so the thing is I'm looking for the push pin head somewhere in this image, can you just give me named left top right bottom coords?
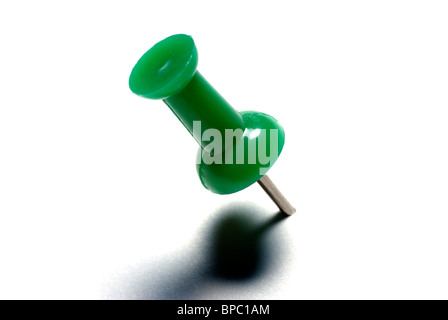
left=129, top=34, right=198, bottom=99
left=129, top=34, right=295, bottom=215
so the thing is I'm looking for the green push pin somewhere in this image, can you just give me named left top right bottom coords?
left=129, top=34, right=295, bottom=215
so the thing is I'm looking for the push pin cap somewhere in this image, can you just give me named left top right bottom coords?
left=129, top=34, right=198, bottom=99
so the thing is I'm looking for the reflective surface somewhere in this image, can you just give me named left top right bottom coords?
left=197, top=111, right=285, bottom=194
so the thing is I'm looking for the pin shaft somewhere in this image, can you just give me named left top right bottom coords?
left=257, top=175, right=296, bottom=215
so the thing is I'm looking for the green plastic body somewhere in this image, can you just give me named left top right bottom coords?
left=129, top=34, right=285, bottom=194
left=164, top=72, right=244, bottom=148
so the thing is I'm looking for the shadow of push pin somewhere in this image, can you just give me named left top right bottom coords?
left=129, top=34, right=295, bottom=215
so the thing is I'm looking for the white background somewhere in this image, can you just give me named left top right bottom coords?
left=0, top=1, right=447, bottom=299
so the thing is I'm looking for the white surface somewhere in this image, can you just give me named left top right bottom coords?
left=0, top=1, right=448, bottom=300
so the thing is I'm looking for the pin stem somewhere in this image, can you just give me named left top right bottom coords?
left=257, top=175, right=296, bottom=216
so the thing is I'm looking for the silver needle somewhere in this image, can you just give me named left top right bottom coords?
left=257, top=175, right=296, bottom=216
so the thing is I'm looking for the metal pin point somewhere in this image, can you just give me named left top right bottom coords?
left=258, top=175, right=296, bottom=215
